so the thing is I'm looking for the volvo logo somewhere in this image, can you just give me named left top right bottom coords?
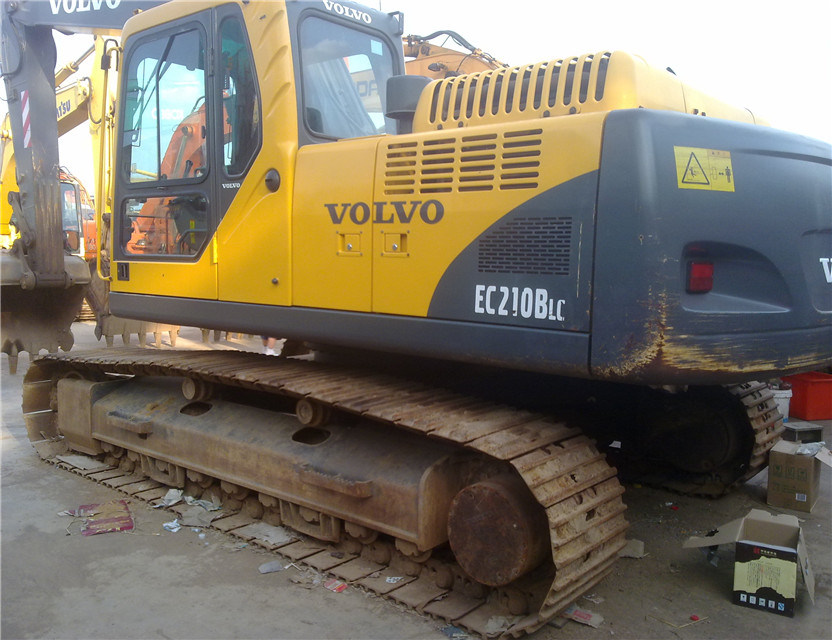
left=49, top=0, right=121, bottom=14
left=324, top=200, right=444, bottom=225
left=821, top=257, right=832, bottom=284
left=322, top=0, right=372, bottom=24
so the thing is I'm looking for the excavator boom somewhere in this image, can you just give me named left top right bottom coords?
left=0, top=0, right=169, bottom=369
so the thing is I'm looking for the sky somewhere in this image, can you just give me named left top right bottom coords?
left=380, top=0, right=832, bottom=143
left=29, top=0, right=832, bottom=191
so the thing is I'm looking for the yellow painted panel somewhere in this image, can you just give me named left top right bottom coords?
left=292, top=139, right=379, bottom=312
left=216, top=1, right=295, bottom=307
left=217, top=183, right=293, bottom=305
left=112, top=252, right=217, bottom=299
left=372, top=113, right=607, bottom=317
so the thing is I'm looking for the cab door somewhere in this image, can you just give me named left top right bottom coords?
left=112, top=9, right=219, bottom=299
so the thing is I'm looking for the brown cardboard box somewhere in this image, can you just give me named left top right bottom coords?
left=684, top=509, right=814, bottom=617
left=767, top=441, right=832, bottom=512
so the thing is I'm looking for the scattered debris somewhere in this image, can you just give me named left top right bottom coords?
left=560, top=603, right=604, bottom=628
left=583, top=593, right=605, bottom=605
left=290, top=567, right=322, bottom=589
left=60, top=500, right=135, bottom=536
left=258, top=560, right=285, bottom=574
left=324, top=578, right=348, bottom=593
left=484, top=615, right=520, bottom=635
left=648, top=613, right=708, bottom=629
left=184, top=495, right=222, bottom=511
left=440, top=624, right=469, bottom=639
left=385, top=576, right=405, bottom=584
left=619, top=539, right=648, bottom=559
left=233, top=522, right=295, bottom=546
left=690, top=614, right=700, bottom=621
left=154, top=489, right=184, bottom=508
left=179, top=505, right=218, bottom=528
left=162, top=518, right=181, bottom=533
left=698, top=545, right=721, bottom=567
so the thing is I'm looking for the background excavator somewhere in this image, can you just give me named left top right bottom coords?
left=2, top=0, right=830, bottom=637
left=0, top=17, right=186, bottom=365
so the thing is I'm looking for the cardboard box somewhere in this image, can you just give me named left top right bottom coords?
left=684, top=509, right=814, bottom=617
left=767, top=441, right=832, bottom=512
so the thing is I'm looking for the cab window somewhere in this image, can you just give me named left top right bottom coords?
left=300, top=16, right=395, bottom=139
left=221, top=17, right=261, bottom=176
left=122, top=27, right=208, bottom=183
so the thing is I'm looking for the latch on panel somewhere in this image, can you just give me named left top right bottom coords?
left=382, top=231, right=409, bottom=257
left=337, top=232, right=362, bottom=256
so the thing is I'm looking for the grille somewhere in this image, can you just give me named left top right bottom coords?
left=478, top=216, right=572, bottom=276
left=421, top=52, right=611, bottom=130
left=383, top=129, right=542, bottom=195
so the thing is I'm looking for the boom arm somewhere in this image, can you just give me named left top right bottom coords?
left=0, top=0, right=167, bottom=367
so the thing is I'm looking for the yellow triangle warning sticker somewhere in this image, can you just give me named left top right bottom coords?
left=682, top=152, right=709, bottom=185
left=674, top=146, right=735, bottom=192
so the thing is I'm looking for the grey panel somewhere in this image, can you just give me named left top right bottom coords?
left=110, top=292, right=591, bottom=377
left=428, top=172, right=597, bottom=333
left=591, top=109, right=832, bottom=383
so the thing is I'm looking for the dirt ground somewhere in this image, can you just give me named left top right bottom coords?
left=2, top=322, right=830, bottom=640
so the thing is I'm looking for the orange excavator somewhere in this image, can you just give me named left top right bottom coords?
left=403, top=30, right=506, bottom=78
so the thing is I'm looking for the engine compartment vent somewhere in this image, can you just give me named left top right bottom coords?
left=478, top=216, right=572, bottom=276
left=415, top=52, right=612, bottom=131
left=383, top=129, right=542, bottom=195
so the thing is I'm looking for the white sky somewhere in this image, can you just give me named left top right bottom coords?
left=383, top=0, right=832, bottom=143
left=43, top=0, right=832, bottom=189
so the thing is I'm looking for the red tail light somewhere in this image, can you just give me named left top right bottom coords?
left=687, top=261, right=714, bottom=293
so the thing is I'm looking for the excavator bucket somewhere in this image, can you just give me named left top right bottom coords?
left=1, top=253, right=88, bottom=373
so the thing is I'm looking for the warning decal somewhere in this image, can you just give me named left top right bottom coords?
left=674, top=146, right=735, bottom=192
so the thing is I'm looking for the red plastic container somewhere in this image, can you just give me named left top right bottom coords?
left=783, top=372, right=832, bottom=421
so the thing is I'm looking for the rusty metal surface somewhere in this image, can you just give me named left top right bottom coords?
left=447, top=475, right=550, bottom=586
left=26, top=349, right=630, bottom=637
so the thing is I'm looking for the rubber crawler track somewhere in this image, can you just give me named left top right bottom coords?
left=635, top=382, right=784, bottom=497
left=24, top=349, right=630, bottom=638
left=730, top=382, right=785, bottom=483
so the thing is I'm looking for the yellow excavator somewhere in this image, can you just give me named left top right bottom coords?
left=3, top=1, right=830, bottom=637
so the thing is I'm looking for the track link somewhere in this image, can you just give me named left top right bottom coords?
left=23, top=348, right=628, bottom=638
left=611, top=381, right=784, bottom=497
left=730, top=382, right=785, bottom=483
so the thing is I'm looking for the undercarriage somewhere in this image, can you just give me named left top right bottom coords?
left=22, top=348, right=782, bottom=636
